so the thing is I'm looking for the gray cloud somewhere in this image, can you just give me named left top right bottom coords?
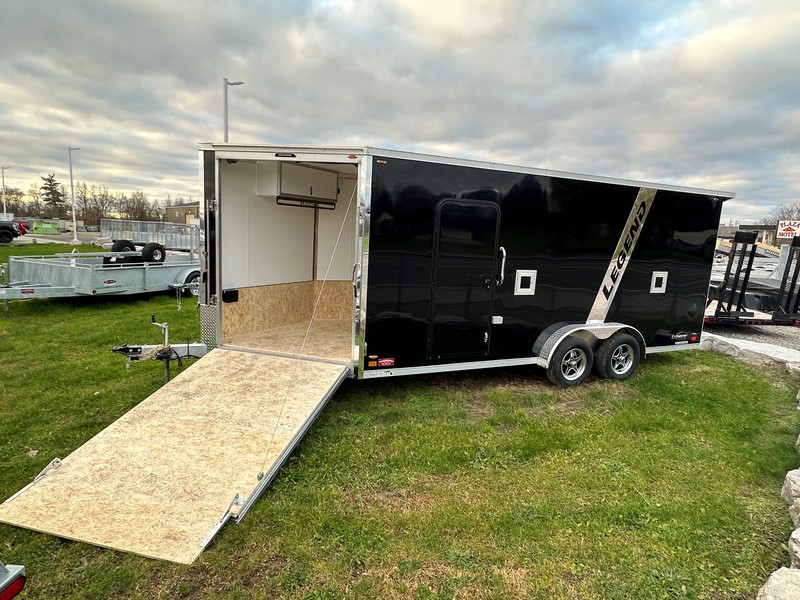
left=0, top=0, right=798, bottom=223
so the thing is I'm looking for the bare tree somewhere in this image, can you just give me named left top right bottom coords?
left=76, top=182, right=116, bottom=226
left=26, top=183, right=44, bottom=217
left=118, top=190, right=162, bottom=221
left=1, top=187, right=26, bottom=216
left=761, top=202, right=800, bottom=224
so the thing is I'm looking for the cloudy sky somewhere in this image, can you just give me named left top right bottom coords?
left=1, top=0, right=798, bottom=223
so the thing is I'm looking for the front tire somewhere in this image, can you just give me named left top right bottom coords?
left=547, top=336, right=594, bottom=387
left=595, top=332, right=640, bottom=381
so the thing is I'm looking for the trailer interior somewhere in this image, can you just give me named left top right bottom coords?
left=215, top=157, right=359, bottom=364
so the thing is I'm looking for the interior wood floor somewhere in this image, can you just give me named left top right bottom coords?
left=224, top=318, right=353, bottom=362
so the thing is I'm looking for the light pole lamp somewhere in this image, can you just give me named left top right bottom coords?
left=68, top=147, right=80, bottom=244
left=223, top=77, right=244, bottom=142
left=1, top=166, right=8, bottom=218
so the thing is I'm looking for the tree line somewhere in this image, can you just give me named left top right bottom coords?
left=1, top=174, right=192, bottom=225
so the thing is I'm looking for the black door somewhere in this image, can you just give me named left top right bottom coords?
left=428, top=199, right=500, bottom=360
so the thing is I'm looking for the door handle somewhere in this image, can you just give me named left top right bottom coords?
left=496, top=246, right=506, bottom=286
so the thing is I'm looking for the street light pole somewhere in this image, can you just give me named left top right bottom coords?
left=68, top=147, right=80, bottom=245
left=1, top=166, right=8, bottom=217
left=223, top=77, right=244, bottom=142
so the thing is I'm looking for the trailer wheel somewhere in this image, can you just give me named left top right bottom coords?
left=595, top=332, right=640, bottom=381
left=547, top=336, right=593, bottom=387
left=184, top=271, right=200, bottom=297
left=142, top=242, right=166, bottom=263
left=111, top=239, right=136, bottom=252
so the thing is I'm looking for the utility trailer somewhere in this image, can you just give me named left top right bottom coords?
left=0, top=248, right=201, bottom=302
left=706, top=232, right=800, bottom=325
left=0, top=145, right=734, bottom=564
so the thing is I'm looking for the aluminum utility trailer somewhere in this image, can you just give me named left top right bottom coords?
left=0, top=249, right=201, bottom=302
left=100, top=218, right=201, bottom=252
left=0, top=145, right=734, bottom=565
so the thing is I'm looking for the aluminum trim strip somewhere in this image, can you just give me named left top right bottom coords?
left=361, top=356, right=542, bottom=379
left=218, top=343, right=355, bottom=369
left=646, top=344, right=700, bottom=355
left=200, top=144, right=735, bottom=198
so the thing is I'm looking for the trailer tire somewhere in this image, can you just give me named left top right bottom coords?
left=595, top=332, right=640, bottom=381
left=184, top=271, right=200, bottom=297
left=546, top=336, right=593, bottom=387
left=142, top=242, right=166, bottom=263
left=111, top=239, right=136, bottom=252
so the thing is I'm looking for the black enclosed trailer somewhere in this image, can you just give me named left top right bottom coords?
left=198, top=144, right=733, bottom=387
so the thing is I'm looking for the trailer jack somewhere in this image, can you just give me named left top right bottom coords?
left=112, top=314, right=207, bottom=384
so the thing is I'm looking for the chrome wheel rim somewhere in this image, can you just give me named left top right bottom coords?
left=610, top=343, right=634, bottom=375
left=560, top=348, right=588, bottom=381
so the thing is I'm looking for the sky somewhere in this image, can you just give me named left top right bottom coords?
left=1, top=0, right=798, bottom=224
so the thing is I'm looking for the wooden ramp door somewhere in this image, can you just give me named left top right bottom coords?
left=0, top=349, right=348, bottom=564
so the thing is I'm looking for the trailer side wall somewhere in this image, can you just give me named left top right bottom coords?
left=363, top=156, right=723, bottom=371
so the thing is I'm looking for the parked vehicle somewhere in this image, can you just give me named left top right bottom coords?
left=0, top=221, right=20, bottom=244
left=0, top=560, right=26, bottom=599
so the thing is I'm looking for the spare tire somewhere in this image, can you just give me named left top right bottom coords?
left=111, top=239, right=136, bottom=252
left=142, top=242, right=166, bottom=263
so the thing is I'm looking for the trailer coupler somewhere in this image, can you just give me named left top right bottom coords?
left=112, top=314, right=207, bottom=383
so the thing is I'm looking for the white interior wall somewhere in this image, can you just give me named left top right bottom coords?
left=220, top=161, right=314, bottom=288
left=317, top=175, right=358, bottom=281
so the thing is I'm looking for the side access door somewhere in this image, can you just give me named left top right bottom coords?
left=427, top=199, right=501, bottom=360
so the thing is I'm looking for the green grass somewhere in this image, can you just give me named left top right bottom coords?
left=1, top=244, right=799, bottom=598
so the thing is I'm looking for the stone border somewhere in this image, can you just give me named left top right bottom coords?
left=700, top=334, right=800, bottom=598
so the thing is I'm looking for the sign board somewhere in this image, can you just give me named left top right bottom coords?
left=777, top=221, right=800, bottom=239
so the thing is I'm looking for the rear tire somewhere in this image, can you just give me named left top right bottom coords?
left=546, top=336, right=593, bottom=387
left=111, top=239, right=136, bottom=252
left=142, top=242, right=166, bottom=263
left=595, top=332, right=640, bottom=381
left=0, top=230, right=13, bottom=244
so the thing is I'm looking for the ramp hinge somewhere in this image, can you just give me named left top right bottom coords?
left=33, top=457, right=62, bottom=483
left=3, top=457, right=63, bottom=504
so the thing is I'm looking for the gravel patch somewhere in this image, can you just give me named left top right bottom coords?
left=704, top=323, right=800, bottom=353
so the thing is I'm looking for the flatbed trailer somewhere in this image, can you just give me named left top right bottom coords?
left=706, top=232, right=800, bottom=326
left=0, top=251, right=201, bottom=301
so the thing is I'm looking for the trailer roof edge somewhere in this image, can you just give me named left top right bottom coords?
left=198, top=143, right=736, bottom=199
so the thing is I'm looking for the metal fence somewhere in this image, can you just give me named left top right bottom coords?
left=101, top=219, right=201, bottom=253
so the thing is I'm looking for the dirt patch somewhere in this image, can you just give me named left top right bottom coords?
left=349, top=487, right=439, bottom=515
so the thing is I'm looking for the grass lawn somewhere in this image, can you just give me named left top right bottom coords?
left=1, top=244, right=799, bottom=598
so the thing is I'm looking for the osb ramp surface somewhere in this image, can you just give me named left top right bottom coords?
left=0, top=349, right=346, bottom=564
